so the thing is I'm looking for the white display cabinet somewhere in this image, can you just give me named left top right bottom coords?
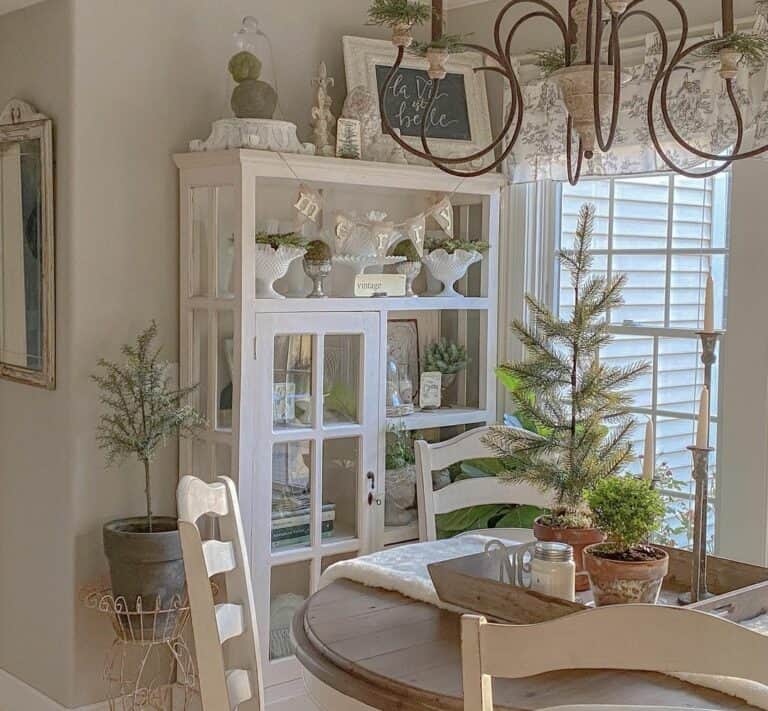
left=175, top=149, right=504, bottom=688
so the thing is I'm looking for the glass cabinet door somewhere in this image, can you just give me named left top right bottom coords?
left=251, top=311, right=379, bottom=685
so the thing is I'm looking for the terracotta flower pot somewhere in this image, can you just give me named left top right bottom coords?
left=583, top=544, right=669, bottom=607
left=533, top=517, right=605, bottom=592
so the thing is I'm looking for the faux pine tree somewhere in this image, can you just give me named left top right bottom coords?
left=483, top=204, right=648, bottom=527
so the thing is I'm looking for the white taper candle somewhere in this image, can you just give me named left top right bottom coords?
left=696, top=386, right=710, bottom=449
left=642, top=418, right=655, bottom=481
left=704, top=274, right=715, bottom=333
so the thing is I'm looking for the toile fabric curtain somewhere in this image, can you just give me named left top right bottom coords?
left=503, top=2, right=768, bottom=182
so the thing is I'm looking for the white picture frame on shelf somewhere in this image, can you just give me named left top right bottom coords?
left=342, top=36, right=493, bottom=171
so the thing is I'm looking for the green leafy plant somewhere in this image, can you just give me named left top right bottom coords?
left=367, top=0, right=434, bottom=28
left=423, top=338, right=469, bottom=375
left=391, top=239, right=422, bottom=263
left=586, top=476, right=665, bottom=552
left=410, top=33, right=473, bottom=56
left=425, top=235, right=490, bottom=254
left=694, top=31, right=768, bottom=67
left=533, top=47, right=566, bottom=77
left=483, top=204, right=649, bottom=527
left=304, top=239, right=332, bottom=263
left=386, top=425, right=421, bottom=470
left=255, top=232, right=307, bottom=250
left=92, top=322, right=206, bottom=532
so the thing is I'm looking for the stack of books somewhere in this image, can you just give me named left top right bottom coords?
left=271, top=482, right=336, bottom=549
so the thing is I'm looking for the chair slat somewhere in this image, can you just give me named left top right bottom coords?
left=225, top=668, right=253, bottom=710
left=215, top=603, right=245, bottom=644
left=203, top=539, right=237, bottom=577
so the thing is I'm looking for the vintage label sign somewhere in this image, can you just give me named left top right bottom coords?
left=354, top=274, right=407, bottom=297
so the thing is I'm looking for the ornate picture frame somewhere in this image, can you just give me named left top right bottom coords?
left=342, top=36, right=493, bottom=171
left=0, top=99, right=55, bottom=389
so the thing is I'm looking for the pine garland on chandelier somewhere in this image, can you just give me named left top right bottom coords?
left=483, top=204, right=649, bottom=526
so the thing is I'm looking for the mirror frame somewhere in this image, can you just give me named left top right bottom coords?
left=0, top=99, right=55, bottom=389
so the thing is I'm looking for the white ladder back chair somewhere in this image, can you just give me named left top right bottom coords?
left=461, top=606, right=768, bottom=711
left=178, top=476, right=264, bottom=711
left=415, top=426, right=553, bottom=541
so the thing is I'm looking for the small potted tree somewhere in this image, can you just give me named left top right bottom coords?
left=94, top=322, right=205, bottom=611
left=584, top=476, right=668, bottom=606
left=483, top=204, right=649, bottom=591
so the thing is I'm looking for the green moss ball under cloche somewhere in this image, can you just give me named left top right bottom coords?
left=228, top=51, right=263, bottom=82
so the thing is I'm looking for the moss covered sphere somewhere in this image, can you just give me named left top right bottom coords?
left=228, top=51, right=262, bottom=82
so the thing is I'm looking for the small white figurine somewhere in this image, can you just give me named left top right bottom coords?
left=310, top=62, right=336, bottom=157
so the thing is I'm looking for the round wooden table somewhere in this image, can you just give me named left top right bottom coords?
left=292, top=579, right=760, bottom=711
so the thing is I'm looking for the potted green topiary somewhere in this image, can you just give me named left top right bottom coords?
left=254, top=232, right=307, bottom=299
left=391, top=239, right=422, bottom=297
left=483, top=204, right=649, bottom=591
left=423, top=338, right=468, bottom=400
left=94, top=322, right=205, bottom=612
left=303, top=239, right=332, bottom=298
left=584, top=476, right=668, bottom=606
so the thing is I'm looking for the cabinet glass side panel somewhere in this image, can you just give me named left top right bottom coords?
left=321, top=437, right=360, bottom=544
left=323, top=334, right=361, bottom=426
left=217, top=311, right=234, bottom=431
left=217, top=186, right=236, bottom=297
left=273, top=334, right=314, bottom=430
left=190, top=187, right=213, bottom=297
left=272, top=440, right=313, bottom=552
left=192, top=310, right=210, bottom=422
left=215, top=443, right=232, bottom=479
left=269, top=561, right=310, bottom=661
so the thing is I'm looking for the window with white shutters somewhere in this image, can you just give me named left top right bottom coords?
left=555, top=173, right=730, bottom=550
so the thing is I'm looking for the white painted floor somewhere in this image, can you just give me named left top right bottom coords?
left=267, top=693, right=319, bottom=711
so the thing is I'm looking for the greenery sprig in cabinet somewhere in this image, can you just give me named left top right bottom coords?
left=174, top=149, right=503, bottom=689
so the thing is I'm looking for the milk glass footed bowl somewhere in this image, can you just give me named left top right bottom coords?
left=254, top=244, right=306, bottom=298
left=423, top=249, right=483, bottom=297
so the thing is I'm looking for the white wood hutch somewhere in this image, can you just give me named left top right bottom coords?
left=174, top=149, right=504, bottom=689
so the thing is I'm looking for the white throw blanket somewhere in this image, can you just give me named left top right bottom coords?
left=320, top=537, right=768, bottom=710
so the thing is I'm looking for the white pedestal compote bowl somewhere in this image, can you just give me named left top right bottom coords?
left=254, top=243, right=307, bottom=299
left=423, top=249, right=483, bottom=297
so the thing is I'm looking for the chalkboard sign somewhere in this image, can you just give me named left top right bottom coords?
left=375, top=65, right=472, bottom=142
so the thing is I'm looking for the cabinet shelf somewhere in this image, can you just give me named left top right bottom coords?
left=252, top=296, right=490, bottom=313
left=387, top=407, right=491, bottom=431
left=383, top=523, right=420, bottom=546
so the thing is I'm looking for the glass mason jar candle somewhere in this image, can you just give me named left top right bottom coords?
left=530, top=542, right=576, bottom=602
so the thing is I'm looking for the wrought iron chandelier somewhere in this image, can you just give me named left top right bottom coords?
left=376, top=0, right=768, bottom=183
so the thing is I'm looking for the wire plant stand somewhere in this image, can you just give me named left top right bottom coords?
left=85, top=590, right=197, bottom=711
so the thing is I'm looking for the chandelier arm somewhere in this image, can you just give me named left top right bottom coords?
left=422, top=75, right=526, bottom=178
left=593, top=2, right=623, bottom=153
left=567, top=116, right=585, bottom=186
left=492, top=0, right=570, bottom=67
left=642, top=28, right=739, bottom=177
left=504, top=12, right=565, bottom=64
left=379, top=43, right=522, bottom=167
left=658, top=38, right=768, bottom=162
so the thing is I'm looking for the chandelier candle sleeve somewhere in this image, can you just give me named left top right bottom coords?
left=696, top=387, right=710, bottom=450
left=642, top=418, right=655, bottom=482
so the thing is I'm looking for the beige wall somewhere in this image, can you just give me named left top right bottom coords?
left=0, top=0, right=76, bottom=704
left=0, top=0, right=393, bottom=706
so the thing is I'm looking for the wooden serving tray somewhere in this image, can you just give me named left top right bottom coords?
left=428, top=545, right=768, bottom=625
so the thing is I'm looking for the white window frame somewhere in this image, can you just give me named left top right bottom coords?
left=502, top=160, right=768, bottom=565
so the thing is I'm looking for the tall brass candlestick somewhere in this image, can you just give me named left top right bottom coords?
left=680, top=330, right=723, bottom=604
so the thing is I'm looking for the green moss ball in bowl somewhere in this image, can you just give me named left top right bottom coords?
left=304, top=240, right=332, bottom=263
left=391, top=239, right=421, bottom=263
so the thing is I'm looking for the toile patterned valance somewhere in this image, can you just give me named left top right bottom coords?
left=504, top=3, right=768, bottom=183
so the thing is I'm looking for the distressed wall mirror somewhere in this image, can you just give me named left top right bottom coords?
left=0, top=99, right=54, bottom=388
